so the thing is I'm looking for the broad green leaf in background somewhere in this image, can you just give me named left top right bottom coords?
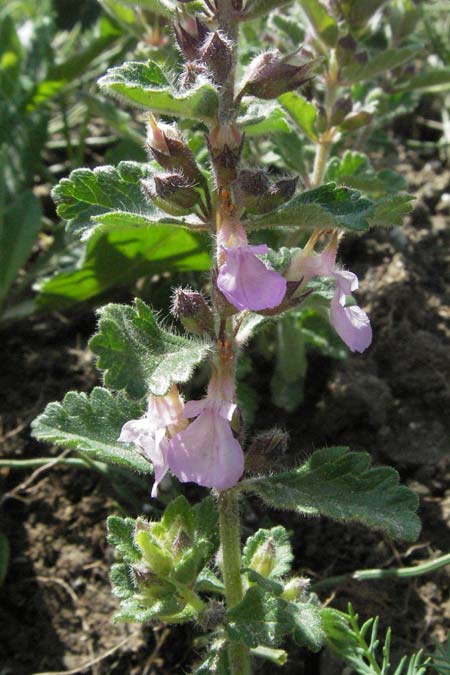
left=395, top=68, right=450, bottom=94
left=226, top=585, right=324, bottom=651
left=243, top=526, right=293, bottom=579
left=52, top=162, right=194, bottom=242
left=271, top=313, right=308, bottom=412
left=193, top=640, right=230, bottom=675
left=99, top=60, right=219, bottom=123
left=279, top=92, right=318, bottom=142
left=242, top=0, right=293, bottom=21
left=246, top=184, right=374, bottom=232
left=240, top=446, right=421, bottom=541
left=297, top=0, right=338, bottom=47
left=0, top=533, right=9, bottom=586
left=90, top=299, right=210, bottom=398
left=343, top=47, right=419, bottom=85
left=241, top=105, right=291, bottom=137
left=338, top=0, right=388, bottom=30
left=0, top=190, right=42, bottom=306
left=37, top=225, right=210, bottom=309
left=31, top=387, right=151, bottom=474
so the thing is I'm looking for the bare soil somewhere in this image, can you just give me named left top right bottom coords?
left=1, top=147, right=449, bottom=675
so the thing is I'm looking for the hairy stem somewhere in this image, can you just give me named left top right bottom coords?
left=311, top=49, right=339, bottom=187
left=218, top=490, right=251, bottom=675
left=216, top=0, right=239, bottom=123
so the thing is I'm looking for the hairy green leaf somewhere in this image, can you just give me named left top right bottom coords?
left=107, top=517, right=141, bottom=563
left=243, top=526, right=293, bottom=579
left=90, top=299, right=210, bottom=398
left=31, top=388, right=150, bottom=474
left=240, top=447, right=420, bottom=541
left=366, top=193, right=414, bottom=228
left=226, top=585, right=324, bottom=651
left=99, top=61, right=218, bottom=123
left=51, top=162, right=193, bottom=242
left=246, top=183, right=374, bottom=232
left=242, top=0, right=293, bottom=20
left=343, top=47, right=419, bottom=85
left=325, top=151, right=407, bottom=194
left=279, top=92, right=318, bottom=141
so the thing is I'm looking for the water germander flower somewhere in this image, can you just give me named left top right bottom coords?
left=167, top=374, right=244, bottom=490
left=217, top=219, right=287, bottom=312
left=287, top=241, right=372, bottom=353
left=118, top=385, right=187, bottom=497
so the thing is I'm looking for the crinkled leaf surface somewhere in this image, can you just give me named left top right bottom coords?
left=246, top=183, right=374, bottom=232
left=31, top=388, right=150, bottom=473
left=325, top=151, right=407, bottom=194
left=107, top=516, right=141, bottom=563
left=366, top=193, right=414, bottom=228
left=99, top=60, right=218, bottom=123
left=37, top=225, right=209, bottom=310
left=90, top=299, right=210, bottom=398
left=240, top=447, right=420, bottom=541
left=52, top=162, right=193, bottom=242
left=226, top=585, right=324, bottom=651
left=243, top=526, right=293, bottom=579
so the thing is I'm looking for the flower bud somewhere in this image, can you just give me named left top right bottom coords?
left=143, top=173, right=200, bottom=216
left=199, top=31, right=233, bottom=85
left=171, top=287, right=215, bottom=336
left=240, top=49, right=320, bottom=100
left=135, top=530, right=173, bottom=577
left=336, top=33, right=357, bottom=66
left=282, top=576, right=310, bottom=602
left=208, top=124, right=244, bottom=186
left=233, top=170, right=270, bottom=212
left=174, top=14, right=209, bottom=62
left=340, top=107, right=372, bottom=131
left=246, top=427, right=289, bottom=474
left=330, top=96, right=352, bottom=126
left=233, top=172, right=298, bottom=215
left=249, top=539, right=277, bottom=578
left=173, top=528, right=193, bottom=554
left=146, top=115, right=205, bottom=186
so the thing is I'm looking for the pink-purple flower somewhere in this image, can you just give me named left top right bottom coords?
left=118, top=379, right=244, bottom=494
left=118, top=386, right=186, bottom=497
left=217, top=221, right=286, bottom=312
left=167, top=377, right=244, bottom=490
left=287, top=245, right=372, bottom=353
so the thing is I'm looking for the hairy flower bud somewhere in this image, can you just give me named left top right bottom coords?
left=146, top=115, right=204, bottom=186
left=174, top=14, right=209, bottom=62
left=145, top=173, right=199, bottom=216
left=199, top=31, right=233, bottom=85
left=240, top=49, right=319, bottom=100
left=171, top=287, right=215, bottom=336
left=246, top=427, right=289, bottom=474
left=282, top=577, right=311, bottom=602
left=208, top=124, right=244, bottom=186
left=250, top=539, right=277, bottom=578
left=233, top=171, right=297, bottom=214
left=135, top=530, right=173, bottom=577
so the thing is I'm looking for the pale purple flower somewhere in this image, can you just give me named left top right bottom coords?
left=118, top=386, right=186, bottom=497
left=167, top=378, right=244, bottom=490
left=217, top=222, right=286, bottom=312
left=286, top=246, right=372, bottom=353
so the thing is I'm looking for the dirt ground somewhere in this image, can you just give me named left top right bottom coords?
left=1, top=143, right=449, bottom=674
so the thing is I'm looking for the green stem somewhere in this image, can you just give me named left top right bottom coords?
left=311, top=552, right=450, bottom=591
left=0, top=457, right=107, bottom=471
left=218, top=490, right=251, bottom=675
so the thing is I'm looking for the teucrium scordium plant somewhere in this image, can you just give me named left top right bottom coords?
left=32, top=1, right=424, bottom=672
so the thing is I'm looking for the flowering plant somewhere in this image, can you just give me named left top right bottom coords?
left=32, top=1, right=426, bottom=672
